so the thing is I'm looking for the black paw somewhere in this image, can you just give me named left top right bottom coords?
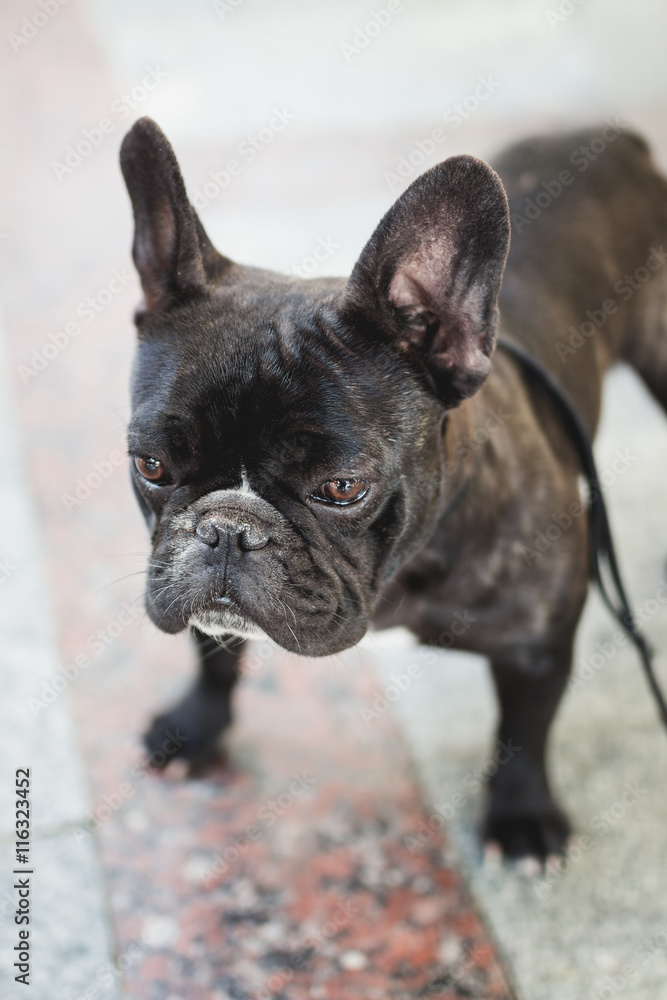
left=143, top=685, right=233, bottom=775
left=483, top=806, right=571, bottom=861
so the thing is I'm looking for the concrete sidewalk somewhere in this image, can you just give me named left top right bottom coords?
left=0, top=312, right=119, bottom=1000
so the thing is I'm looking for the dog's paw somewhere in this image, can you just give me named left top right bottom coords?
left=483, top=807, right=571, bottom=862
left=143, top=686, right=232, bottom=776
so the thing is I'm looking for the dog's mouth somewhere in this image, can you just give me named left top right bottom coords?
left=189, top=603, right=267, bottom=641
left=188, top=586, right=267, bottom=640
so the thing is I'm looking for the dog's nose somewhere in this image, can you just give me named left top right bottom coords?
left=195, top=513, right=270, bottom=553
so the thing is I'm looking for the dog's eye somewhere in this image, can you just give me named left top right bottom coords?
left=314, top=479, right=369, bottom=505
left=135, top=456, right=166, bottom=483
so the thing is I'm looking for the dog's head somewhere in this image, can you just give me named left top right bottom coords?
left=120, top=118, right=509, bottom=655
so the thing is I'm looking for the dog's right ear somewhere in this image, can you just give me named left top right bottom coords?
left=120, top=117, right=230, bottom=318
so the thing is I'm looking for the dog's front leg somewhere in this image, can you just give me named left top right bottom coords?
left=484, top=644, right=572, bottom=860
left=144, top=630, right=243, bottom=774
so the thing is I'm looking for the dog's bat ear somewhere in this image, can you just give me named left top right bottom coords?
left=342, top=155, right=510, bottom=407
left=120, top=117, right=230, bottom=317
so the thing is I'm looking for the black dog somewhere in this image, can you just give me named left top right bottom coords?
left=120, top=117, right=667, bottom=859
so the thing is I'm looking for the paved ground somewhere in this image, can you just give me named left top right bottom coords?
left=2, top=1, right=667, bottom=998
left=0, top=314, right=121, bottom=1000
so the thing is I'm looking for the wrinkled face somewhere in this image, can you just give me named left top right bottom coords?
left=128, top=288, right=445, bottom=654
left=120, top=118, right=509, bottom=655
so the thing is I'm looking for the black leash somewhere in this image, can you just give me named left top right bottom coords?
left=497, top=333, right=667, bottom=731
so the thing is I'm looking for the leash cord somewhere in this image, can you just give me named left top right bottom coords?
left=497, top=333, right=667, bottom=731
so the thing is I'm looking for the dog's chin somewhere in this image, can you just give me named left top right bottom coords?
left=189, top=608, right=267, bottom=641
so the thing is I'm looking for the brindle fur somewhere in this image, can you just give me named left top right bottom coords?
left=122, top=119, right=667, bottom=858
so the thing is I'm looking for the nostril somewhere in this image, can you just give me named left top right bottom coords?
left=196, top=515, right=269, bottom=552
left=196, top=519, right=220, bottom=547
left=238, top=526, right=270, bottom=551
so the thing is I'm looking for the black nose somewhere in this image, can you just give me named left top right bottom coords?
left=196, top=513, right=270, bottom=553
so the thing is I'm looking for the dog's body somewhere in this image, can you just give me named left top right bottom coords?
left=121, top=119, right=667, bottom=858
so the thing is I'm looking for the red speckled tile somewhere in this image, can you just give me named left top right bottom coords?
left=0, top=4, right=514, bottom=998
left=83, top=645, right=512, bottom=999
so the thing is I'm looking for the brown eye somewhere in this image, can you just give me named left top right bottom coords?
left=317, top=479, right=369, bottom=505
left=135, top=456, right=165, bottom=482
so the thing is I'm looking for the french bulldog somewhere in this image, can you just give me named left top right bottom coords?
left=120, top=117, right=667, bottom=859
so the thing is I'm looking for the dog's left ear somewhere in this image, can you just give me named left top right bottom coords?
left=342, top=155, right=510, bottom=407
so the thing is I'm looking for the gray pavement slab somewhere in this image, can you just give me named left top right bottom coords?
left=0, top=834, right=120, bottom=1000
left=0, top=315, right=119, bottom=1000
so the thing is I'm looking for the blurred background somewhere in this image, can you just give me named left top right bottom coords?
left=1, top=2, right=667, bottom=999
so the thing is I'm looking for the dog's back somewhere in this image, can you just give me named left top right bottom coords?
left=492, top=125, right=667, bottom=434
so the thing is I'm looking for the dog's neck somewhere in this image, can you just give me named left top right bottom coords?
left=441, top=395, right=479, bottom=510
